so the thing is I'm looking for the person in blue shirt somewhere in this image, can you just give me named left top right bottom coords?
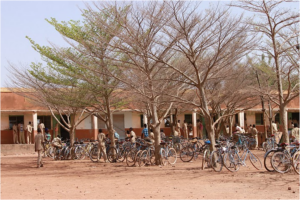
left=141, top=124, right=149, bottom=139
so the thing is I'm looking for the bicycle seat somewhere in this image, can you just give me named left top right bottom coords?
left=280, top=143, right=288, bottom=147
left=271, top=134, right=274, bottom=137
left=160, top=142, right=166, bottom=145
left=215, top=144, right=221, bottom=148
left=119, top=141, right=124, bottom=144
left=291, top=142, right=300, bottom=146
left=231, top=146, right=237, bottom=149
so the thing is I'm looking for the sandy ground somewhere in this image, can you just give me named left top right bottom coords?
left=1, top=150, right=299, bottom=199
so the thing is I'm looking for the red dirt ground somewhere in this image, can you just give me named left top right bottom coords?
left=1, top=150, right=299, bottom=199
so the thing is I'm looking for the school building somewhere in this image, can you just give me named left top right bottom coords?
left=1, top=88, right=299, bottom=144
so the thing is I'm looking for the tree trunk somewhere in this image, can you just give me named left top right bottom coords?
left=280, top=105, right=289, bottom=143
left=229, top=116, right=233, bottom=137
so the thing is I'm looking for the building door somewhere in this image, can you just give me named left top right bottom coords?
left=113, top=114, right=125, bottom=139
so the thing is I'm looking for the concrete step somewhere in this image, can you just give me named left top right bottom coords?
left=1, top=144, right=35, bottom=156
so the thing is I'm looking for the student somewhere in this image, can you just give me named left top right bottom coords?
left=38, top=121, right=45, bottom=138
left=149, top=129, right=155, bottom=143
left=13, top=123, right=19, bottom=144
left=129, top=127, right=136, bottom=144
left=291, top=123, right=300, bottom=143
left=248, top=124, right=253, bottom=134
left=272, top=121, right=278, bottom=133
left=160, top=129, right=166, bottom=140
left=252, top=125, right=258, bottom=149
left=35, top=128, right=44, bottom=168
left=26, top=121, right=33, bottom=144
left=197, top=120, right=203, bottom=139
left=141, top=124, right=149, bottom=139
left=183, top=120, right=188, bottom=139
left=18, top=122, right=25, bottom=144
left=97, top=129, right=108, bottom=163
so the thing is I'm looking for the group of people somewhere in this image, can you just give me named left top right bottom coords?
left=12, top=121, right=33, bottom=144
left=174, top=119, right=204, bottom=139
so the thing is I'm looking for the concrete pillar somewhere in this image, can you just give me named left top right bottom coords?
left=32, top=112, right=38, bottom=143
left=92, top=115, right=98, bottom=140
left=238, top=111, right=245, bottom=128
left=143, top=114, right=148, bottom=126
left=192, top=110, right=197, bottom=137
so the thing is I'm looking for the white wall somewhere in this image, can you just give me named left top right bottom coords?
left=124, top=112, right=133, bottom=128
left=76, top=114, right=92, bottom=129
left=132, top=112, right=141, bottom=128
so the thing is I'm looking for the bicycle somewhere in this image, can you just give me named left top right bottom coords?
left=159, top=141, right=177, bottom=166
left=223, top=140, right=262, bottom=172
left=271, top=143, right=299, bottom=174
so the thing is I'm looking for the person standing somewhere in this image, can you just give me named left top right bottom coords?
left=291, top=123, right=300, bottom=143
left=97, top=129, right=107, bottom=163
left=248, top=124, right=253, bottom=134
left=197, top=120, right=203, bottom=139
left=38, top=121, right=45, bottom=138
left=13, top=123, right=19, bottom=144
left=26, top=121, right=33, bottom=144
left=226, top=125, right=230, bottom=136
left=272, top=121, right=278, bottom=133
left=141, top=124, right=149, bottom=139
left=252, top=125, right=258, bottom=149
left=18, top=122, right=25, bottom=144
left=129, top=127, right=136, bottom=145
left=149, top=129, right=155, bottom=143
left=35, top=128, right=44, bottom=168
left=183, top=120, right=188, bottom=139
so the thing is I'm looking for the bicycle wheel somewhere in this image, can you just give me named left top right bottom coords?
left=107, top=147, right=118, bottom=163
left=160, top=148, right=167, bottom=166
left=249, top=153, right=262, bottom=170
left=167, top=148, right=177, bottom=165
left=264, top=150, right=275, bottom=172
left=271, top=152, right=292, bottom=173
left=75, top=146, right=84, bottom=160
left=223, top=150, right=239, bottom=172
left=180, top=147, right=194, bottom=162
left=292, top=150, right=300, bottom=175
left=150, top=150, right=156, bottom=165
left=210, top=151, right=223, bottom=172
left=126, top=149, right=137, bottom=167
left=89, top=146, right=99, bottom=162
left=202, top=150, right=209, bottom=170
left=138, top=150, right=148, bottom=167
left=117, top=148, right=126, bottom=162
left=47, top=146, right=54, bottom=158
left=262, top=142, right=267, bottom=152
left=174, top=143, right=182, bottom=153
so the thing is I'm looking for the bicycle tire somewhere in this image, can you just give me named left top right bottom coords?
left=262, top=142, right=267, bottom=152
left=271, top=151, right=292, bottom=174
left=126, top=149, right=137, bottom=167
left=210, top=151, right=223, bottom=172
left=264, top=150, right=275, bottom=172
left=160, top=148, right=167, bottom=166
left=89, top=146, right=99, bottom=162
left=223, top=150, right=239, bottom=172
left=249, top=153, right=262, bottom=170
left=174, top=143, right=182, bottom=153
left=47, top=146, right=54, bottom=158
left=202, top=150, right=209, bottom=170
left=180, top=146, right=194, bottom=162
left=117, top=148, right=126, bottom=162
left=150, top=149, right=156, bottom=165
left=138, top=150, right=148, bottom=167
left=107, top=147, right=118, bottom=163
left=292, top=150, right=300, bottom=175
left=167, top=148, right=177, bottom=165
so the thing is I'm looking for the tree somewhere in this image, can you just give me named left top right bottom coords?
left=160, top=1, right=257, bottom=150
left=232, top=0, right=300, bottom=143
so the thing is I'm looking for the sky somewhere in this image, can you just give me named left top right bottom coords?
left=1, top=1, right=299, bottom=87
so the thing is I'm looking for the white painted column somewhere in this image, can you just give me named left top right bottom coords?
left=192, top=110, right=197, bottom=137
left=238, top=111, right=245, bottom=128
left=143, top=114, right=148, bottom=126
left=32, top=112, right=38, bottom=143
left=92, top=115, right=98, bottom=140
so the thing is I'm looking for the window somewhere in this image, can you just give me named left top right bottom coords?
left=275, top=113, right=280, bottom=124
left=9, top=116, right=24, bottom=130
left=184, top=114, right=192, bottom=124
left=164, top=116, right=171, bottom=127
left=235, top=114, right=239, bottom=124
left=140, top=114, right=144, bottom=128
left=255, top=113, right=263, bottom=125
left=37, top=116, right=51, bottom=129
